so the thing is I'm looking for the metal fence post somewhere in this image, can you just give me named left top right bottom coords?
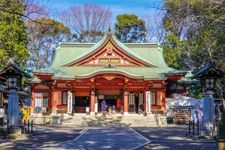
left=31, top=120, right=33, bottom=133
left=192, top=121, right=195, bottom=135
left=197, top=120, right=200, bottom=135
left=189, top=120, right=191, bottom=134
left=7, top=119, right=10, bottom=134
left=27, top=119, right=30, bottom=134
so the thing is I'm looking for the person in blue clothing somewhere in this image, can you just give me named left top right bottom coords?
left=101, top=100, right=107, bottom=117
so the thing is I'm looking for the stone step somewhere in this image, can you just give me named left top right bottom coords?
left=60, top=114, right=164, bottom=127
left=31, top=113, right=167, bottom=127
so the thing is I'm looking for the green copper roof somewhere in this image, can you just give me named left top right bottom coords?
left=39, top=32, right=176, bottom=79
left=178, top=71, right=198, bottom=84
left=36, top=66, right=172, bottom=79
left=59, top=32, right=156, bottom=67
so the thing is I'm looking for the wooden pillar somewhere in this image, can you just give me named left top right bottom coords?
left=31, top=92, right=35, bottom=113
left=90, top=90, right=95, bottom=115
left=123, top=91, right=128, bottom=115
left=51, top=90, right=58, bottom=114
left=161, top=90, right=166, bottom=111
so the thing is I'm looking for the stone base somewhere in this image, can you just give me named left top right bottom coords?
left=90, top=112, right=95, bottom=115
left=123, top=112, right=128, bottom=116
left=218, top=139, right=225, bottom=150
left=6, top=126, right=28, bottom=140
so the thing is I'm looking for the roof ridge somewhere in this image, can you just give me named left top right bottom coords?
left=62, top=32, right=157, bottom=67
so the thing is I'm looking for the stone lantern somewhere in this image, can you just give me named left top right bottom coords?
left=192, top=62, right=225, bottom=149
left=0, top=59, right=31, bottom=133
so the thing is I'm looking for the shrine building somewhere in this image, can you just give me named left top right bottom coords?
left=30, top=31, right=187, bottom=115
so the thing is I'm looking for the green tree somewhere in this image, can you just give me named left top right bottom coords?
left=162, top=0, right=225, bottom=70
left=0, top=0, right=28, bottom=67
left=115, top=14, right=147, bottom=43
left=26, top=18, right=73, bottom=70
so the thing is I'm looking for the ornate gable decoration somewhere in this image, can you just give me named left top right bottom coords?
left=63, top=32, right=155, bottom=67
left=70, top=40, right=150, bottom=67
left=84, top=41, right=139, bottom=66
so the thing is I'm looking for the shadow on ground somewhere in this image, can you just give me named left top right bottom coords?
left=0, top=126, right=81, bottom=150
left=133, top=126, right=217, bottom=150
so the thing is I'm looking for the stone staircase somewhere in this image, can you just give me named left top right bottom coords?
left=59, top=114, right=167, bottom=127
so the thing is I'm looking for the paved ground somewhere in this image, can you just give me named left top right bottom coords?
left=0, top=125, right=217, bottom=150
left=38, top=127, right=150, bottom=150
left=0, top=125, right=82, bottom=150
left=134, top=126, right=217, bottom=150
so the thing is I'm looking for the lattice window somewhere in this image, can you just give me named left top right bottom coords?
left=206, top=79, right=214, bottom=89
left=157, top=92, right=162, bottom=105
left=62, top=91, right=67, bottom=105
left=128, top=93, right=135, bottom=105
left=34, top=92, right=49, bottom=113
left=151, top=92, right=156, bottom=105
left=34, top=93, right=49, bottom=107
left=139, top=92, right=143, bottom=105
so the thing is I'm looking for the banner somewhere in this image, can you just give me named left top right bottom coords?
left=67, top=91, right=73, bottom=113
left=145, top=91, right=151, bottom=113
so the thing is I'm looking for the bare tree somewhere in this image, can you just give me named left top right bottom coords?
left=24, top=0, right=49, bottom=19
left=26, top=18, right=73, bottom=70
left=145, top=11, right=166, bottom=43
left=59, top=4, right=112, bottom=42
left=0, top=0, right=49, bottom=22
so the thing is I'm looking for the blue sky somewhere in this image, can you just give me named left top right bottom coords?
left=48, top=0, right=163, bottom=21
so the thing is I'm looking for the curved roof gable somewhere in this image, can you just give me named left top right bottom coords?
left=63, top=32, right=157, bottom=67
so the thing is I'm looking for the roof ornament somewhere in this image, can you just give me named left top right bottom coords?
left=106, top=28, right=113, bottom=36
left=8, top=58, right=15, bottom=63
left=103, top=63, right=116, bottom=69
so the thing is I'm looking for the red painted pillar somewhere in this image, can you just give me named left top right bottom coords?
left=123, top=91, right=128, bottom=115
left=90, top=90, right=95, bottom=115
left=51, top=90, right=58, bottom=113
left=31, top=92, right=35, bottom=113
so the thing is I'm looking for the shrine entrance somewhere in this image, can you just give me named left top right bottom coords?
left=97, top=93, right=121, bottom=113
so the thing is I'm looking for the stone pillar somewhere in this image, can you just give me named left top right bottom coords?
left=123, top=91, right=128, bottom=115
left=203, top=91, right=215, bottom=132
left=7, top=89, right=19, bottom=127
left=51, top=90, right=58, bottom=114
left=90, top=90, right=95, bottom=115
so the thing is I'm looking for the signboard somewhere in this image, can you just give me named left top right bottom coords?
left=0, top=108, right=4, bottom=118
left=145, top=91, right=151, bottom=113
left=67, top=91, right=73, bottom=113
left=95, top=96, right=98, bottom=113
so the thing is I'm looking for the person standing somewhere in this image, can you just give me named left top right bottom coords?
left=101, top=100, right=107, bottom=117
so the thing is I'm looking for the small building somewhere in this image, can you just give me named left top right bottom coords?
left=30, top=32, right=188, bottom=115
